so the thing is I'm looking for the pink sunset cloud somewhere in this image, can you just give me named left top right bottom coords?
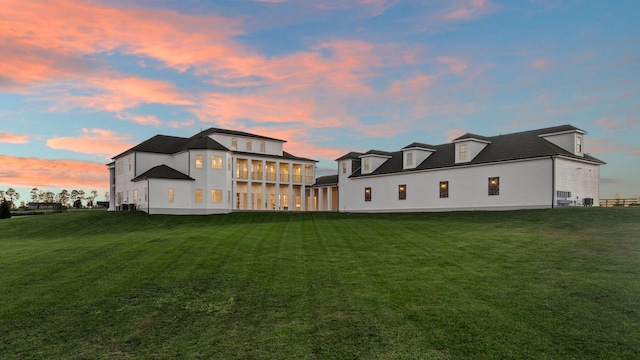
left=530, top=58, right=551, bottom=71
left=46, top=128, right=136, bottom=159
left=442, top=0, right=497, bottom=21
left=586, top=138, right=640, bottom=156
left=0, top=155, right=108, bottom=190
left=0, top=132, right=30, bottom=144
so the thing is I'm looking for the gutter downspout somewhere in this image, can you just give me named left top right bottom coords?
left=551, top=156, right=556, bottom=208
left=146, top=179, right=150, bottom=215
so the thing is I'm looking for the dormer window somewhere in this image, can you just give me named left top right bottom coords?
left=363, top=159, right=370, bottom=172
left=576, top=136, right=582, bottom=153
left=406, top=152, right=413, bottom=167
left=231, top=138, right=237, bottom=150
left=459, top=144, right=468, bottom=161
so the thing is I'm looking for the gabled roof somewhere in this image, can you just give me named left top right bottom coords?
left=132, top=165, right=194, bottom=182
left=335, top=152, right=364, bottom=161
left=401, top=142, right=437, bottom=150
left=195, top=128, right=286, bottom=142
left=349, top=125, right=605, bottom=178
left=111, top=127, right=313, bottom=162
left=361, top=150, right=393, bottom=157
left=453, top=133, right=492, bottom=142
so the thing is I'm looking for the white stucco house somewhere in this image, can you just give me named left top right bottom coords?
left=109, top=124, right=604, bottom=214
left=108, top=128, right=316, bottom=214
left=334, top=124, right=605, bottom=212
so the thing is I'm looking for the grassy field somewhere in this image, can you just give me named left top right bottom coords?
left=0, top=208, right=639, bottom=359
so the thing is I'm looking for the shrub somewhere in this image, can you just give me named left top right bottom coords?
left=0, top=199, right=11, bottom=219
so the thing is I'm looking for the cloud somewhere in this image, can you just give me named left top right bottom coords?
left=595, top=117, right=638, bottom=131
left=442, top=0, right=497, bottom=21
left=0, top=132, right=30, bottom=144
left=438, top=56, right=468, bottom=76
left=586, top=138, right=640, bottom=156
left=0, top=155, right=108, bottom=190
left=530, top=58, right=551, bottom=71
left=46, top=128, right=136, bottom=159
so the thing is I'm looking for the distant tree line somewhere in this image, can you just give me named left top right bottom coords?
left=0, top=187, right=107, bottom=211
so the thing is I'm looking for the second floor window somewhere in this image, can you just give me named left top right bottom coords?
left=363, top=159, right=370, bottom=172
left=246, top=140, right=252, bottom=152
left=195, top=155, right=203, bottom=169
left=260, top=141, right=266, bottom=152
left=231, top=138, right=237, bottom=150
left=406, top=152, right=413, bottom=167
left=211, top=156, right=222, bottom=169
left=576, top=136, right=582, bottom=153
left=459, top=144, right=467, bottom=161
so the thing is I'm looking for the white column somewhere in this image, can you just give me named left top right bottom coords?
left=327, top=187, right=333, bottom=212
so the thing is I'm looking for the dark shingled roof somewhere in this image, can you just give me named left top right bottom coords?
left=362, top=150, right=393, bottom=157
left=401, top=142, right=437, bottom=150
left=453, top=133, right=492, bottom=142
left=350, top=125, right=605, bottom=178
left=335, top=152, right=364, bottom=161
left=112, top=127, right=314, bottom=162
left=132, top=165, right=194, bottom=182
left=311, top=174, right=339, bottom=187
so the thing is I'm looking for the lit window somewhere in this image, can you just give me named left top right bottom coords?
left=133, top=189, right=138, bottom=203
left=363, top=158, right=370, bottom=172
left=488, top=177, right=500, bottom=196
left=195, top=155, right=203, bottom=169
left=440, top=181, right=449, bottom=198
left=406, top=152, right=413, bottom=167
left=168, top=188, right=174, bottom=202
left=211, top=156, right=223, bottom=169
left=459, top=144, right=467, bottom=161
left=231, top=138, right=237, bottom=150
left=260, top=141, right=266, bottom=153
left=211, top=189, right=222, bottom=203
left=195, top=189, right=203, bottom=203
left=365, top=187, right=372, bottom=202
left=576, top=136, right=582, bottom=153
left=398, top=184, right=406, bottom=200
left=246, top=140, right=252, bottom=152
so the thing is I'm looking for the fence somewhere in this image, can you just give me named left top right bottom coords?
left=599, top=198, right=639, bottom=207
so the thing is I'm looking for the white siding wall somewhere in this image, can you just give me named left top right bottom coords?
left=211, top=134, right=284, bottom=156
left=340, top=158, right=554, bottom=212
left=555, top=157, right=600, bottom=205
left=542, top=133, right=581, bottom=156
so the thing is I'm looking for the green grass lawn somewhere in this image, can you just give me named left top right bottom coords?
left=1, top=208, right=639, bottom=359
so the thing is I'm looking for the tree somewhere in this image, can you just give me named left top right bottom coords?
left=56, top=190, right=70, bottom=206
left=105, top=191, right=110, bottom=201
left=30, top=188, right=39, bottom=203
left=0, top=198, right=11, bottom=219
left=4, top=188, right=19, bottom=209
left=44, top=192, right=55, bottom=203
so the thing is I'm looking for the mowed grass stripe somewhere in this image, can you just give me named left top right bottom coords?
left=0, top=208, right=639, bottom=359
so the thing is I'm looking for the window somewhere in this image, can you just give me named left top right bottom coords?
left=231, top=138, right=237, bottom=150
left=211, top=189, right=222, bottom=203
left=365, top=187, right=372, bottom=202
left=398, top=184, right=406, bottom=200
left=211, top=156, right=223, bottom=169
left=168, top=188, right=174, bottom=202
left=488, top=177, right=500, bottom=196
left=342, top=162, right=347, bottom=173
left=406, top=152, right=413, bottom=167
left=116, top=161, right=124, bottom=175
left=440, top=181, right=449, bottom=198
left=195, top=189, right=203, bottom=203
left=129, top=158, right=132, bottom=172
left=557, top=191, right=571, bottom=199
left=246, top=140, right=252, bottom=152
left=133, top=189, right=138, bottom=203
left=459, top=144, right=468, bottom=161
left=576, top=136, right=582, bottom=153
left=195, top=155, right=203, bottom=169
left=260, top=141, right=266, bottom=153
left=363, top=158, right=370, bottom=172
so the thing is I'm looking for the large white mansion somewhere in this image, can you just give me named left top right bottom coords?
left=108, top=124, right=605, bottom=214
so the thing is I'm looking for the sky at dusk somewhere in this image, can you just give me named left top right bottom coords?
left=1, top=0, right=638, bottom=203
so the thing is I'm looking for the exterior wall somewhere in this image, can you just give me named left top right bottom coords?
left=340, top=158, right=554, bottom=212
left=554, top=157, right=600, bottom=205
left=542, top=133, right=584, bottom=157
left=145, top=179, right=230, bottom=215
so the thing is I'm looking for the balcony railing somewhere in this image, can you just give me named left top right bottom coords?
left=236, top=170, right=248, bottom=179
left=280, top=173, right=289, bottom=182
left=252, top=171, right=263, bottom=180
left=292, top=174, right=302, bottom=183
left=305, top=176, right=314, bottom=184
left=265, top=172, right=276, bottom=181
